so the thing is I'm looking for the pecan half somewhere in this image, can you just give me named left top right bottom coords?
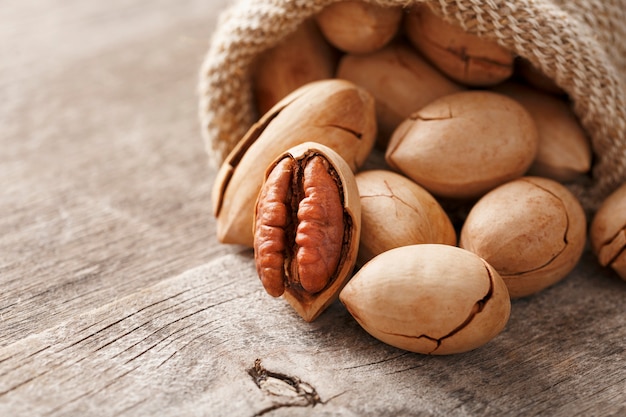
left=254, top=143, right=361, bottom=322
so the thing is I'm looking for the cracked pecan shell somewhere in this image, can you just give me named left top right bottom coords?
left=355, top=169, right=456, bottom=265
left=460, top=176, right=587, bottom=298
left=337, top=42, right=463, bottom=147
left=386, top=90, right=538, bottom=199
left=254, top=142, right=361, bottom=322
left=340, top=244, right=510, bottom=355
left=404, top=4, right=514, bottom=86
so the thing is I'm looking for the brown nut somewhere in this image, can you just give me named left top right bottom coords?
left=590, top=182, right=626, bottom=281
left=212, top=79, right=376, bottom=246
left=355, top=170, right=456, bottom=264
left=315, top=1, right=402, bottom=54
left=460, top=176, right=587, bottom=298
left=404, top=4, right=514, bottom=86
left=254, top=142, right=361, bottom=322
left=340, top=244, right=511, bottom=355
left=493, top=82, right=591, bottom=183
left=337, top=42, right=463, bottom=147
left=386, top=91, right=539, bottom=199
left=252, top=19, right=338, bottom=115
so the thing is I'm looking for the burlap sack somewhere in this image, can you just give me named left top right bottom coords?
left=198, top=0, right=626, bottom=211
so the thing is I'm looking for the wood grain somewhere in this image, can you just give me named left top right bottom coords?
left=0, top=252, right=624, bottom=416
left=0, top=0, right=237, bottom=346
left=0, top=1, right=625, bottom=416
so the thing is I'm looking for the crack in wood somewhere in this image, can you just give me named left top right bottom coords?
left=77, top=316, right=110, bottom=334
left=0, top=302, right=18, bottom=314
left=25, top=344, right=52, bottom=358
left=165, top=294, right=251, bottom=325
left=156, top=351, right=178, bottom=369
left=60, top=312, right=142, bottom=352
left=154, top=323, right=196, bottom=353
left=110, top=314, right=217, bottom=360
left=384, top=362, right=427, bottom=375
left=75, top=285, right=204, bottom=335
left=101, top=301, right=232, bottom=359
left=108, top=317, right=223, bottom=366
left=123, top=341, right=162, bottom=365
left=110, top=320, right=178, bottom=359
left=152, top=326, right=221, bottom=369
left=99, top=321, right=152, bottom=354
left=0, top=345, right=53, bottom=378
left=342, top=352, right=409, bottom=370
left=0, top=354, right=16, bottom=366
left=176, top=326, right=220, bottom=353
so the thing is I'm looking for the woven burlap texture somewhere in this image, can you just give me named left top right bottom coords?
left=198, top=0, right=626, bottom=211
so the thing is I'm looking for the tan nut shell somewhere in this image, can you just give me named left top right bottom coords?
left=212, top=79, right=376, bottom=246
left=460, top=177, right=587, bottom=298
left=590, top=182, right=626, bottom=281
left=337, top=42, right=463, bottom=147
left=258, top=142, right=361, bottom=322
left=252, top=19, right=338, bottom=115
left=316, top=2, right=402, bottom=54
left=494, top=82, right=591, bottom=183
left=386, top=91, right=538, bottom=199
left=340, top=244, right=511, bottom=355
left=355, top=170, right=456, bottom=264
left=405, top=4, right=514, bottom=86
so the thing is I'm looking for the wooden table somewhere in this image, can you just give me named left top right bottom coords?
left=1, top=1, right=624, bottom=415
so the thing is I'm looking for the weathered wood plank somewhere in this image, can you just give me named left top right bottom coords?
left=1, top=1, right=625, bottom=415
left=0, top=0, right=236, bottom=346
left=0, top=251, right=623, bottom=416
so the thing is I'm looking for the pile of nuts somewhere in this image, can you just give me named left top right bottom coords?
left=211, top=2, right=625, bottom=355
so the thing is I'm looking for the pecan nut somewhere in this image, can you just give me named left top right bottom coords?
left=254, top=142, right=361, bottom=322
left=212, top=79, right=376, bottom=247
left=590, top=182, right=626, bottom=282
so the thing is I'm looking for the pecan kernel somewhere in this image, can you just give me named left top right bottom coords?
left=254, top=153, right=345, bottom=298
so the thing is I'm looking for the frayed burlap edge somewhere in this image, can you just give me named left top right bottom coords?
left=198, top=0, right=626, bottom=212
